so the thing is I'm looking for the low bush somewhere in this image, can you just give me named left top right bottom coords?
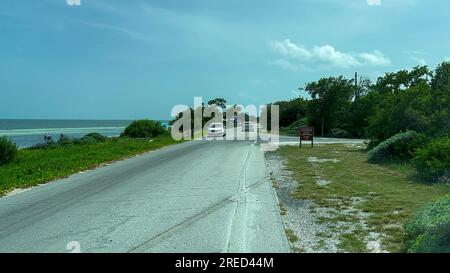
left=330, top=128, right=349, bottom=138
left=30, top=133, right=108, bottom=149
left=405, top=195, right=450, bottom=253
left=367, top=130, right=427, bottom=163
left=83, top=133, right=106, bottom=142
left=30, top=143, right=55, bottom=150
left=57, top=136, right=73, bottom=146
left=0, top=137, right=18, bottom=165
left=77, top=136, right=98, bottom=145
left=414, top=138, right=450, bottom=183
left=280, top=118, right=307, bottom=136
left=366, top=140, right=381, bottom=151
left=122, top=120, right=167, bottom=138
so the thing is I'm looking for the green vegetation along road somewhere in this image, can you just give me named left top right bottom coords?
left=269, top=144, right=450, bottom=253
left=0, top=136, right=179, bottom=196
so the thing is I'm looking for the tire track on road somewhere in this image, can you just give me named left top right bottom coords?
left=128, top=142, right=261, bottom=253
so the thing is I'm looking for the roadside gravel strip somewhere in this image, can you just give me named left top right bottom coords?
left=264, top=137, right=366, bottom=252
left=266, top=154, right=340, bottom=252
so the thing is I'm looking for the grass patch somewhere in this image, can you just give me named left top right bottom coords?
left=277, top=144, right=450, bottom=252
left=338, top=227, right=367, bottom=253
left=279, top=204, right=287, bottom=215
left=0, top=136, right=181, bottom=196
left=285, top=229, right=299, bottom=243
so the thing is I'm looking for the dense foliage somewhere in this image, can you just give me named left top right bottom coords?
left=279, top=118, right=307, bottom=136
left=273, top=62, right=449, bottom=141
left=405, top=195, right=450, bottom=253
left=304, top=76, right=355, bottom=137
left=123, top=119, right=167, bottom=138
left=367, top=131, right=427, bottom=163
left=414, top=138, right=450, bottom=183
left=83, top=133, right=107, bottom=142
left=0, top=137, right=18, bottom=165
left=330, top=128, right=349, bottom=138
left=273, top=98, right=309, bottom=129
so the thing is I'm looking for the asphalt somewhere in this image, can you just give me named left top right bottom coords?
left=0, top=138, right=290, bottom=253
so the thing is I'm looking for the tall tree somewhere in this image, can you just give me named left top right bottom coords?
left=207, top=98, right=227, bottom=109
left=304, top=76, right=354, bottom=136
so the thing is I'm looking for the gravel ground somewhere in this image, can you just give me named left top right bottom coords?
left=265, top=152, right=339, bottom=252
left=265, top=152, right=386, bottom=253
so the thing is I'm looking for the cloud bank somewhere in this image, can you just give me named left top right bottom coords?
left=270, top=39, right=391, bottom=70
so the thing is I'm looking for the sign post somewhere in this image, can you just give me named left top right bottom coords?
left=299, top=127, right=314, bottom=148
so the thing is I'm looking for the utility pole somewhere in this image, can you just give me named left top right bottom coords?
left=321, top=116, right=324, bottom=137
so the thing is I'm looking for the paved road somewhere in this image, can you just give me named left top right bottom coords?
left=0, top=139, right=290, bottom=253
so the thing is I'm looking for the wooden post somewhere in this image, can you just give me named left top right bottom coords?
left=299, top=128, right=302, bottom=148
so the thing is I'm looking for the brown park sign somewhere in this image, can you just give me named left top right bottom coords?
left=299, top=126, right=314, bottom=147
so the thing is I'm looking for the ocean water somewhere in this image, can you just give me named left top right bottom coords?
left=0, top=120, right=133, bottom=148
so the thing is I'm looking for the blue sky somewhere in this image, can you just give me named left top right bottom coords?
left=1, top=0, right=449, bottom=120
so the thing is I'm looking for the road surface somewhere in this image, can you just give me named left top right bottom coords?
left=0, top=133, right=364, bottom=253
left=0, top=139, right=290, bottom=253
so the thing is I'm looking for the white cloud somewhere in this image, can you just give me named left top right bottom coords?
left=312, top=44, right=360, bottom=68
left=359, top=50, right=391, bottom=66
left=270, top=39, right=313, bottom=60
left=367, top=0, right=382, bottom=6
left=270, top=39, right=391, bottom=69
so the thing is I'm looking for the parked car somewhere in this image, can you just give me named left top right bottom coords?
left=207, top=123, right=226, bottom=137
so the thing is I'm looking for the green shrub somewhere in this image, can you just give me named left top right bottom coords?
left=330, top=128, right=349, bottom=138
left=405, top=195, right=450, bottom=253
left=122, top=120, right=166, bottom=138
left=30, top=141, right=58, bottom=150
left=57, top=135, right=73, bottom=146
left=280, top=118, right=307, bottom=136
left=83, top=133, right=106, bottom=142
left=29, top=133, right=107, bottom=149
left=0, top=137, right=18, bottom=165
left=414, top=138, right=450, bottom=183
left=78, top=136, right=98, bottom=145
left=367, top=130, right=427, bottom=163
left=366, top=139, right=382, bottom=151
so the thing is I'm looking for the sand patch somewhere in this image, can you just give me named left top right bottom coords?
left=308, top=157, right=340, bottom=163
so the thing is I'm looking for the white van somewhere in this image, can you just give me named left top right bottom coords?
left=207, top=123, right=226, bottom=137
